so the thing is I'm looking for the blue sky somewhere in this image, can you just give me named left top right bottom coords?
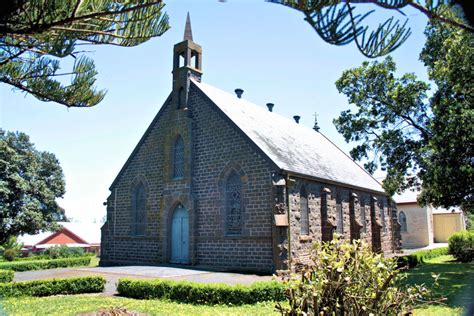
left=0, top=1, right=429, bottom=223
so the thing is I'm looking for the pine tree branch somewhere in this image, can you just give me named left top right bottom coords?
left=1, top=77, right=73, bottom=107
left=407, top=1, right=474, bottom=32
left=0, top=50, right=25, bottom=65
left=3, top=1, right=164, bottom=36
left=351, top=0, right=473, bottom=32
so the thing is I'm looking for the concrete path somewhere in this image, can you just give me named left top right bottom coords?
left=401, top=242, right=448, bottom=255
left=14, top=266, right=273, bottom=296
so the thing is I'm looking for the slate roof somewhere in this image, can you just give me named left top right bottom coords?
left=192, top=79, right=384, bottom=194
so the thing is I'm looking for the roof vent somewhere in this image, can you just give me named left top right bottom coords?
left=234, top=88, right=244, bottom=98
left=293, top=115, right=301, bottom=124
left=266, top=103, right=274, bottom=112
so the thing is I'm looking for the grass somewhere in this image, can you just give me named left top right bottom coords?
left=1, top=255, right=472, bottom=315
left=0, top=295, right=278, bottom=316
left=404, top=255, right=474, bottom=315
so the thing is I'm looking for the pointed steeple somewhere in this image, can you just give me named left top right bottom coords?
left=172, top=13, right=202, bottom=109
left=183, top=12, right=193, bottom=41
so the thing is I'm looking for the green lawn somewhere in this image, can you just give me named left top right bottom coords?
left=1, top=255, right=472, bottom=316
left=404, top=255, right=474, bottom=315
left=0, top=296, right=277, bottom=316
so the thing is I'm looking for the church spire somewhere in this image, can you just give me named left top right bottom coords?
left=172, top=14, right=202, bottom=109
left=183, top=12, right=193, bottom=41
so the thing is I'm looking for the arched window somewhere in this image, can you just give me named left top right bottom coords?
left=300, top=186, right=309, bottom=235
left=380, top=205, right=386, bottom=232
left=225, top=171, right=242, bottom=236
left=399, top=211, right=407, bottom=232
left=173, top=135, right=184, bottom=179
left=336, top=203, right=343, bottom=234
left=360, top=198, right=367, bottom=233
left=132, top=182, right=146, bottom=236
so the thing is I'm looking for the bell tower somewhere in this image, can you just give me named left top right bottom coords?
left=172, top=13, right=202, bottom=109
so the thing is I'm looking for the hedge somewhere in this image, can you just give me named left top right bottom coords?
left=0, top=276, right=106, bottom=297
left=117, top=278, right=286, bottom=305
left=397, top=247, right=449, bottom=268
left=0, top=270, right=14, bottom=283
left=0, top=257, right=91, bottom=272
left=448, top=231, right=474, bottom=262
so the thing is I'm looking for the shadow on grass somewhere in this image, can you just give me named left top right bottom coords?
left=403, top=260, right=474, bottom=311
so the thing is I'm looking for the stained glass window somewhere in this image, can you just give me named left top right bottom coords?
left=173, top=136, right=184, bottom=178
left=225, top=171, right=242, bottom=235
left=133, top=182, right=146, bottom=236
left=300, top=186, right=309, bottom=235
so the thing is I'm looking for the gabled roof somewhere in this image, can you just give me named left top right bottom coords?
left=192, top=79, right=384, bottom=194
left=19, top=222, right=102, bottom=247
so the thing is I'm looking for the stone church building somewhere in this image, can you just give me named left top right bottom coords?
left=100, top=16, right=400, bottom=273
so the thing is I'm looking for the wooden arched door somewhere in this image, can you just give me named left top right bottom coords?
left=171, top=204, right=189, bottom=264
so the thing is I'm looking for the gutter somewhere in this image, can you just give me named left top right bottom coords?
left=283, top=169, right=387, bottom=196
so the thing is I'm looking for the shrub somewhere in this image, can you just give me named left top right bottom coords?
left=276, top=237, right=434, bottom=315
left=0, top=276, right=105, bottom=297
left=397, top=247, right=449, bottom=268
left=448, top=231, right=474, bottom=263
left=0, top=270, right=14, bottom=283
left=3, top=249, right=17, bottom=262
left=117, top=279, right=285, bottom=305
left=43, top=245, right=86, bottom=259
left=0, top=257, right=91, bottom=272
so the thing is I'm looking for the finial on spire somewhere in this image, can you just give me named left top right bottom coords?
left=313, top=112, right=320, bottom=132
left=183, top=12, right=193, bottom=41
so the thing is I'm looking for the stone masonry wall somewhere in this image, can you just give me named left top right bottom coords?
left=288, top=179, right=396, bottom=269
left=101, top=84, right=275, bottom=272
left=190, top=87, right=274, bottom=272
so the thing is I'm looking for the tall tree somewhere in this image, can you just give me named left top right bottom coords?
left=0, top=0, right=169, bottom=108
left=333, top=6, right=473, bottom=210
left=0, top=129, right=66, bottom=244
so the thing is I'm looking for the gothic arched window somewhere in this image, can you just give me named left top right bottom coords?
left=361, top=201, right=367, bottom=233
left=132, top=182, right=146, bottom=236
left=399, top=211, right=407, bottom=232
left=380, top=204, right=386, bottom=232
left=300, top=186, right=309, bottom=235
left=225, top=171, right=242, bottom=236
left=336, top=203, right=344, bottom=234
left=173, top=135, right=184, bottom=179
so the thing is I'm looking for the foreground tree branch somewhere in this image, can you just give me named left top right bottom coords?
left=0, top=0, right=170, bottom=108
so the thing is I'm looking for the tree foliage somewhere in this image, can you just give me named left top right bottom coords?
left=0, top=0, right=169, bottom=108
left=0, top=129, right=66, bottom=244
left=270, top=0, right=473, bottom=58
left=333, top=7, right=473, bottom=210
